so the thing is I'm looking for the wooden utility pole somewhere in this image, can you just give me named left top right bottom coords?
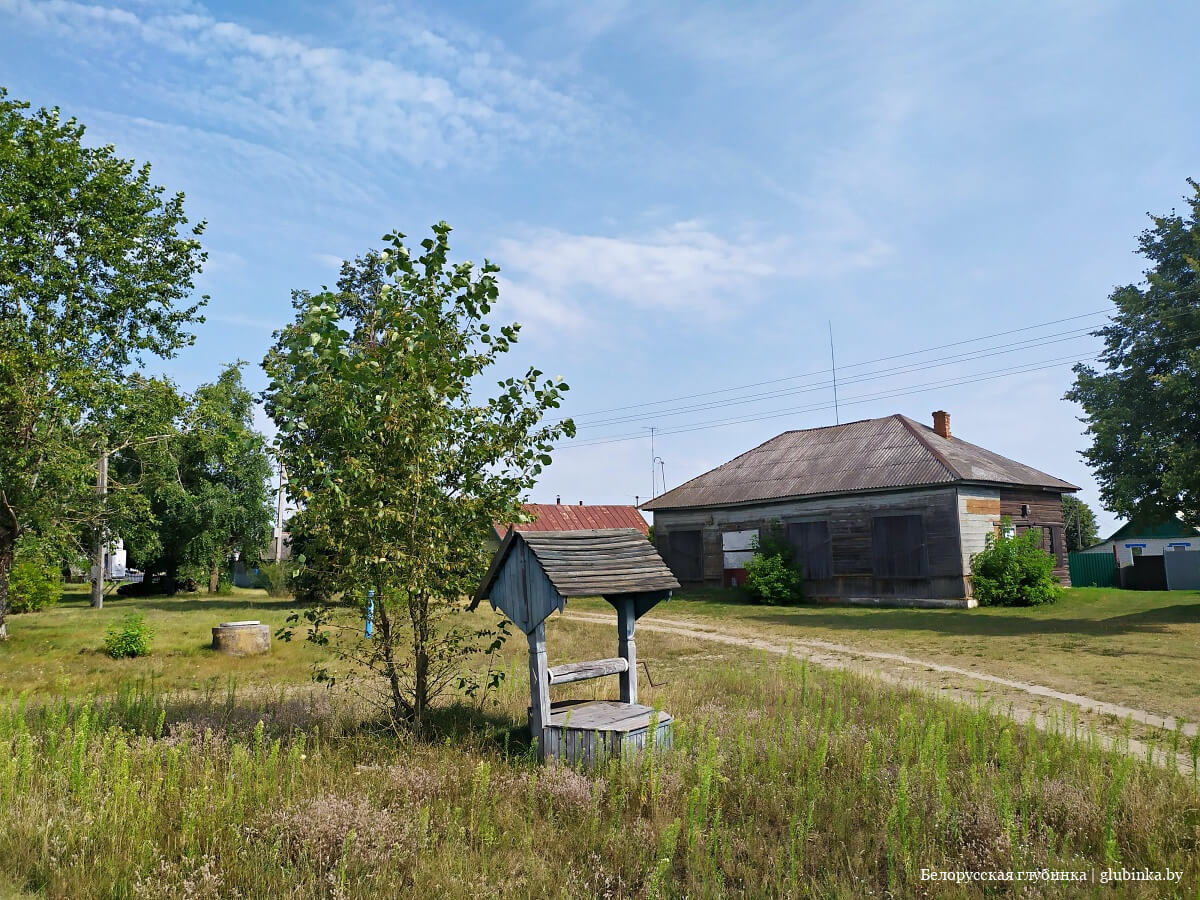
left=91, top=449, right=108, bottom=609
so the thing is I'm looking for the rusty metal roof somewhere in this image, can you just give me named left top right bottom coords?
left=641, top=414, right=1078, bottom=511
left=500, top=503, right=650, bottom=535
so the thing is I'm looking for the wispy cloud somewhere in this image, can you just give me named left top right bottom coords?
left=492, top=219, right=890, bottom=333
left=0, top=0, right=596, bottom=167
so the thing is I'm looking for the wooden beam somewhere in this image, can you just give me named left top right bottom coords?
left=617, top=595, right=637, bottom=704
left=548, top=657, right=629, bottom=685
left=527, top=622, right=549, bottom=758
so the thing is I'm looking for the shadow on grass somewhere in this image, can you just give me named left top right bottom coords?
left=427, top=702, right=534, bottom=759
left=668, top=587, right=1200, bottom=639
left=133, top=597, right=307, bottom=614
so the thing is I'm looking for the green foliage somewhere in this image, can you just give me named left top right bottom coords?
left=264, top=227, right=574, bottom=733
left=103, top=613, right=154, bottom=658
left=1062, top=495, right=1100, bottom=551
left=744, top=523, right=803, bottom=605
left=1067, top=179, right=1200, bottom=528
left=254, top=562, right=292, bottom=598
left=971, top=520, right=1064, bottom=607
left=0, top=87, right=206, bottom=634
left=118, top=365, right=274, bottom=591
left=8, top=537, right=61, bottom=614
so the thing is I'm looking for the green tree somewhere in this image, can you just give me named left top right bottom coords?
left=0, top=89, right=206, bottom=637
left=265, top=224, right=574, bottom=734
left=1067, top=179, right=1200, bottom=528
left=1061, top=495, right=1100, bottom=551
left=121, top=366, right=273, bottom=591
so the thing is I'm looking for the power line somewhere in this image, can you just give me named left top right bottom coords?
left=565, top=307, right=1116, bottom=420
left=556, top=324, right=1200, bottom=450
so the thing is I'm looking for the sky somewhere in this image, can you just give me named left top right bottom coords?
left=3, top=0, right=1198, bottom=538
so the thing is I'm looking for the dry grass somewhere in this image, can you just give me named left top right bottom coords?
left=2, top=592, right=1199, bottom=897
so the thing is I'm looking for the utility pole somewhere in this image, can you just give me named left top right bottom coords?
left=647, top=426, right=657, bottom=498
left=91, top=447, right=108, bottom=609
left=829, top=320, right=840, bottom=425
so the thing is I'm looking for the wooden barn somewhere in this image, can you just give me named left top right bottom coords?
left=472, top=528, right=678, bottom=764
left=642, top=411, right=1078, bottom=607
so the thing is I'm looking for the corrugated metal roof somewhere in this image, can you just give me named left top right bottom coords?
left=502, top=503, right=650, bottom=535
left=642, top=414, right=1078, bottom=511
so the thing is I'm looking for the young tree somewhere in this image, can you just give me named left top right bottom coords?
left=0, top=89, right=206, bottom=637
left=265, top=224, right=574, bottom=734
left=1061, top=495, right=1100, bottom=552
left=120, top=366, right=274, bottom=591
left=1067, top=179, right=1200, bottom=527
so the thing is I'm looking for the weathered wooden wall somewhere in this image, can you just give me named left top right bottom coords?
left=653, top=486, right=969, bottom=600
left=997, top=488, right=1069, bottom=583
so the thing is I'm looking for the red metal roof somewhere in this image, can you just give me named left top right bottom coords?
left=497, top=503, right=650, bottom=536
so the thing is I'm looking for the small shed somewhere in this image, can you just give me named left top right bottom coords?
left=471, top=528, right=680, bottom=764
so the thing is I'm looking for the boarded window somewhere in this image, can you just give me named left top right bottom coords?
left=787, top=521, right=832, bottom=580
left=871, top=514, right=927, bottom=577
left=666, top=530, right=704, bottom=582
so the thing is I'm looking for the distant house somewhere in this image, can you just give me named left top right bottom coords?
left=642, top=411, right=1078, bottom=607
left=489, top=502, right=650, bottom=552
left=1076, top=516, right=1200, bottom=591
left=1078, top=517, right=1200, bottom=562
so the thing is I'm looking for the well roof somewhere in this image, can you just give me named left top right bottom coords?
left=472, top=528, right=679, bottom=608
left=642, top=414, right=1078, bottom=511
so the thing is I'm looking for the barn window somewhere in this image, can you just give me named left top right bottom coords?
left=871, top=514, right=927, bottom=577
left=787, top=521, right=832, bottom=580
left=666, top=530, right=704, bottom=582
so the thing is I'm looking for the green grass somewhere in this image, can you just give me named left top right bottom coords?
left=1, top=584, right=326, bottom=698
left=602, top=586, right=1200, bottom=724
left=2, top=589, right=1200, bottom=896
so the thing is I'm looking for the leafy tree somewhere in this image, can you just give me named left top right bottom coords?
left=121, top=366, right=274, bottom=591
left=1067, top=180, right=1200, bottom=527
left=7, top=535, right=63, bottom=614
left=0, top=88, right=206, bottom=636
left=970, top=519, right=1063, bottom=607
left=1061, top=495, right=1100, bottom=551
left=265, top=224, right=574, bottom=734
left=743, top=522, right=803, bottom=605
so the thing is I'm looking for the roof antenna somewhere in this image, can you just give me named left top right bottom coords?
left=829, top=320, right=840, bottom=425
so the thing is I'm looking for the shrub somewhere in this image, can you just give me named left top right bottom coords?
left=254, top=562, right=291, bottom=598
left=744, top=523, right=803, bottom=605
left=970, top=520, right=1063, bottom=607
left=105, top=613, right=154, bottom=659
left=8, top=538, right=62, bottom=613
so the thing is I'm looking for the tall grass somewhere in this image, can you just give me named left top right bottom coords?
left=1, top=652, right=1198, bottom=898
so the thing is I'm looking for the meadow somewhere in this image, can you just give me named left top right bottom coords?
left=1, top=588, right=1199, bottom=897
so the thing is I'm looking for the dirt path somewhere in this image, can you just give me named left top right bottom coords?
left=564, top=610, right=1198, bottom=772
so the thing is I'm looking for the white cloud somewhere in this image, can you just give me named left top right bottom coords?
left=492, top=219, right=890, bottom=332
left=0, top=0, right=594, bottom=166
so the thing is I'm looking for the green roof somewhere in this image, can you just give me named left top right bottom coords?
left=1105, top=518, right=1200, bottom=542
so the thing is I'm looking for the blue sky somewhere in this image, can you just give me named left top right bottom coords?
left=4, top=0, right=1198, bottom=536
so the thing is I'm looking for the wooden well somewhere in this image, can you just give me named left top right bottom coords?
left=472, top=528, right=680, bottom=765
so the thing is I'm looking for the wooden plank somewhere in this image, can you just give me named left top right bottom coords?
left=527, top=622, right=549, bottom=757
left=617, top=595, right=637, bottom=704
left=548, top=657, right=629, bottom=685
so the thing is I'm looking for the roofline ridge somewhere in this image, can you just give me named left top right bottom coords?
left=894, top=414, right=962, bottom=481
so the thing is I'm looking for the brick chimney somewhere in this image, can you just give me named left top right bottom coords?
left=932, top=410, right=951, bottom=439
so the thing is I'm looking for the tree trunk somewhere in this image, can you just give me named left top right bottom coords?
left=209, top=562, right=220, bottom=594
left=0, top=529, right=13, bottom=640
left=91, top=449, right=108, bottom=609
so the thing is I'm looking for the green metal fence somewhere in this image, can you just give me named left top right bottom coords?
left=1068, top=552, right=1117, bottom=588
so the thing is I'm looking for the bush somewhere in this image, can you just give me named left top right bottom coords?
left=254, top=562, right=291, bottom=598
left=744, top=523, right=803, bottom=605
left=8, top=537, right=62, bottom=613
left=970, top=521, right=1063, bottom=607
left=104, top=613, right=154, bottom=659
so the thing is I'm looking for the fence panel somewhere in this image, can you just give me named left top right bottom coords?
left=1067, top=552, right=1117, bottom=588
left=1165, top=550, right=1200, bottom=591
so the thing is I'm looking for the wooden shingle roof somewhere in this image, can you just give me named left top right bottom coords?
left=496, top=503, right=650, bottom=536
left=472, top=528, right=679, bottom=614
left=642, top=414, right=1078, bottom=512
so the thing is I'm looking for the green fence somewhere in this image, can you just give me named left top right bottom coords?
left=1068, top=552, right=1117, bottom=588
